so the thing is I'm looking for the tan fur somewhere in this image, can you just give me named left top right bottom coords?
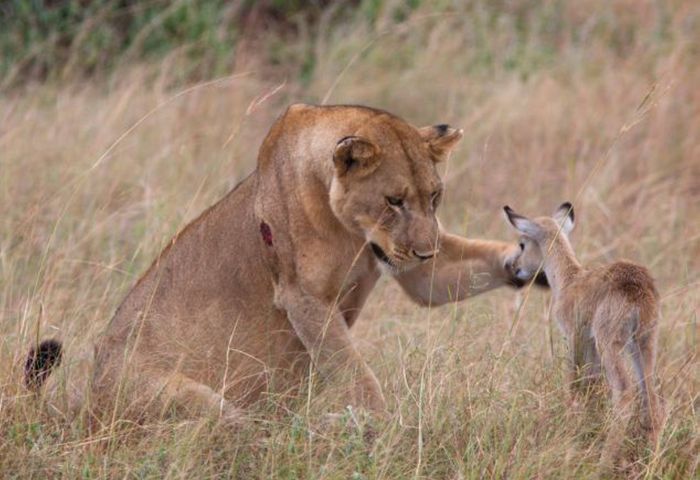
left=504, top=203, right=664, bottom=470
left=34, top=105, right=527, bottom=425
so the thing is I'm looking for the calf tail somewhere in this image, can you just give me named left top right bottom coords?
left=25, top=339, right=63, bottom=390
left=627, top=309, right=653, bottom=422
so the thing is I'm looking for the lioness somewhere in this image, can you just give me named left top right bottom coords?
left=27, top=104, right=534, bottom=424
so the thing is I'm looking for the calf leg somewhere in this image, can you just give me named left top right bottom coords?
left=631, top=328, right=664, bottom=445
left=567, top=333, right=602, bottom=411
left=598, top=339, right=635, bottom=471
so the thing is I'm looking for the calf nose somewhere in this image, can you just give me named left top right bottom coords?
left=413, top=249, right=438, bottom=260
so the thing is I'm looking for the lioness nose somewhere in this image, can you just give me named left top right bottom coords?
left=413, top=249, right=437, bottom=260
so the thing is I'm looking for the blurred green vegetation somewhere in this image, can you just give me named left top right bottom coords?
left=0, top=0, right=354, bottom=85
left=1, top=0, right=687, bottom=88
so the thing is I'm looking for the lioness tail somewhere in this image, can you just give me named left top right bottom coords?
left=25, top=339, right=62, bottom=390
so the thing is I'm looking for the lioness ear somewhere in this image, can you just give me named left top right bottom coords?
left=333, top=136, right=381, bottom=177
left=419, top=124, right=464, bottom=161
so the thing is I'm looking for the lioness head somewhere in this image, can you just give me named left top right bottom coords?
left=328, top=115, right=463, bottom=272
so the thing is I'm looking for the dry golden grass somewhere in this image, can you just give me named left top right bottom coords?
left=1, top=1, right=698, bottom=478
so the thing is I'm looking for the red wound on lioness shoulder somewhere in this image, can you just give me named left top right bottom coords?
left=260, top=222, right=273, bottom=247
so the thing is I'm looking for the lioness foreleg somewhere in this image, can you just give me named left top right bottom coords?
left=395, top=232, right=520, bottom=306
left=274, top=285, right=386, bottom=414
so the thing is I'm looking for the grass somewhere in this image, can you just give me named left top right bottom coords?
left=1, top=0, right=698, bottom=478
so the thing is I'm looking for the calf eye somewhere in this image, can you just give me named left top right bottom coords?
left=386, top=196, right=404, bottom=208
left=519, top=242, right=525, bottom=251
left=430, top=190, right=442, bottom=208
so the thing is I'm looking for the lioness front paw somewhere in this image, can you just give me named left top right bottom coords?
left=320, top=406, right=379, bottom=444
left=349, top=374, right=387, bottom=416
left=217, top=403, right=246, bottom=428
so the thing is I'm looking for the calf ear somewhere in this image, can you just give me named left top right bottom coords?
left=503, top=206, right=543, bottom=238
left=419, top=124, right=463, bottom=161
left=552, top=202, right=575, bottom=235
left=333, top=136, right=381, bottom=177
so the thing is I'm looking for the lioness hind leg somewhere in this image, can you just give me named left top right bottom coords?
left=137, top=371, right=245, bottom=426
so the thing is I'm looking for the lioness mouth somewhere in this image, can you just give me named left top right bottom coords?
left=370, top=242, right=394, bottom=266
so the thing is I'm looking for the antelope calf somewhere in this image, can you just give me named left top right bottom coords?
left=503, top=202, right=664, bottom=467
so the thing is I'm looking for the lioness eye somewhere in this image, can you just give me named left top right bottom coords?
left=386, top=196, right=404, bottom=208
